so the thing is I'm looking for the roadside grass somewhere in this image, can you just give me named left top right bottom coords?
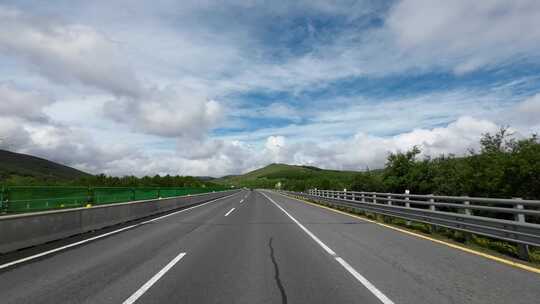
left=300, top=197, right=540, bottom=267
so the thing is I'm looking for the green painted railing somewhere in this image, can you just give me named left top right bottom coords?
left=0, top=186, right=229, bottom=214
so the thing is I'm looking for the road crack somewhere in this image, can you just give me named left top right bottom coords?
left=269, top=237, right=288, bottom=304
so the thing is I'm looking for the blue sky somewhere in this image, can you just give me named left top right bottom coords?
left=1, top=1, right=540, bottom=176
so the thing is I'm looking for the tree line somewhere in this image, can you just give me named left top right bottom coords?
left=3, top=174, right=221, bottom=189
left=283, top=128, right=540, bottom=199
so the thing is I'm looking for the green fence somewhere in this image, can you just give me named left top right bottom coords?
left=0, top=186, right=229, bottom=214
left=92, top=187, right=131, bottom=205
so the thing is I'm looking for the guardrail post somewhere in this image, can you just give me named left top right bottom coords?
left=428, top=195, right=437, bottom=233
left=361, top=192, right=365, bottom=203
left=463, top=198, right=472, bottom=216
left=351, top=192, right=355, bottom=201
left=459, top=196, right=472, bottom=242
left=371, top=193, right=381, bottom=220
left=405, top=190, right=411, bottom=226
left=383, top=194, right=393, bottom=223
left=514, top=199, right=530, bottom=261
left=429, top=196, right=436, bottom=212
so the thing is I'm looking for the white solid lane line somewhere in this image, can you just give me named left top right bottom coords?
left=0, top=224, right=137, bottom=271
left=260, top=191, right=394, bottom=304
left=0, top=192, right=240, bottom=270
left=224, top=207, right=236, bottom=216
left=262, top=193, right=336, bottom=256
left=122, top=252, right=186, bottom=304
left=335, top=257, right=394, bottom=304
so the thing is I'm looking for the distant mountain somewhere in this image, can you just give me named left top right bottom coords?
left=216, top=163, right=360, bottom=190
left=0, top=149, right=91, bottom=182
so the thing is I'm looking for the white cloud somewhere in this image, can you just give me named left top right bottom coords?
left=103, top=87, right=223, bottom=138
left=0, top=5, right=226, bottom=139
left=0, top=84, right=135, bottom=173
left=0, top=116, right=33, bottom=150
left=386, top=0, right=540, bottom=74
left=0, top=82, right=53, bottom=122
left=245, top=116, right=500, bottom=172
left=265, top=135, right=287, bottom=163
left=515, top=93, right=540, bottom=125
left=262, top=103, right=302, bottom=122
left=220, top=87, right=518, bottom=145
left=1, top=1, right=540, bottom=178
left=0, top=6, right=141, bottom=97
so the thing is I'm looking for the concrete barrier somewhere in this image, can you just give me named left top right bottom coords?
left=0, top=190, right=240, bottom=254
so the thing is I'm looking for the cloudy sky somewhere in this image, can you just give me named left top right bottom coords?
left=1, top=0, right=540, bottom=177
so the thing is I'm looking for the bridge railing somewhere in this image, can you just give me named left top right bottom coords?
left=283, top=188, right=540, bottom=260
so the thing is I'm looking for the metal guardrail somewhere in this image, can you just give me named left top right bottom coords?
left=283, top=189, right=540, bottom=259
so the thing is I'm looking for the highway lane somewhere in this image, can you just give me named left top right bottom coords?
left=0, top=190, right=247, bottom=303
left=0, top=189, right=538, bottom=303
left=0, top=189, right=386, bottom=304
left=262, top=191, right=540, bottom=304
left=138, top=189, right=385, bottom=304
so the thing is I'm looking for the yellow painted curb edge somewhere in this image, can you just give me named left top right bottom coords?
left=282, top=193, right=540, bottom=275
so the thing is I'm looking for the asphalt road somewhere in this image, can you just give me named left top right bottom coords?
left=0, top=190, right=538, bottom=304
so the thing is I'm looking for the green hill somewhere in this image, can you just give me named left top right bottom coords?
left=0, top=149, right=91, bottom=183
left=216, top=163, right=361, bottom=191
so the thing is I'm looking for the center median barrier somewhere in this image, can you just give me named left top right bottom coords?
left=0, top=189, right=240, bottom=254
left=0, top=186, right=233, bottom=214
left=4, top=186, right=90, bottom=213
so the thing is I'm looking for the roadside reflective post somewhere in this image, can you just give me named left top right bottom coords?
left=405, top=190, right=411, bottom=226
left=514, top=198, right=530, bottom=261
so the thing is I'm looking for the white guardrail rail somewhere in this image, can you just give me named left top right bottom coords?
left=283, top=189, right=540, bottom=260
